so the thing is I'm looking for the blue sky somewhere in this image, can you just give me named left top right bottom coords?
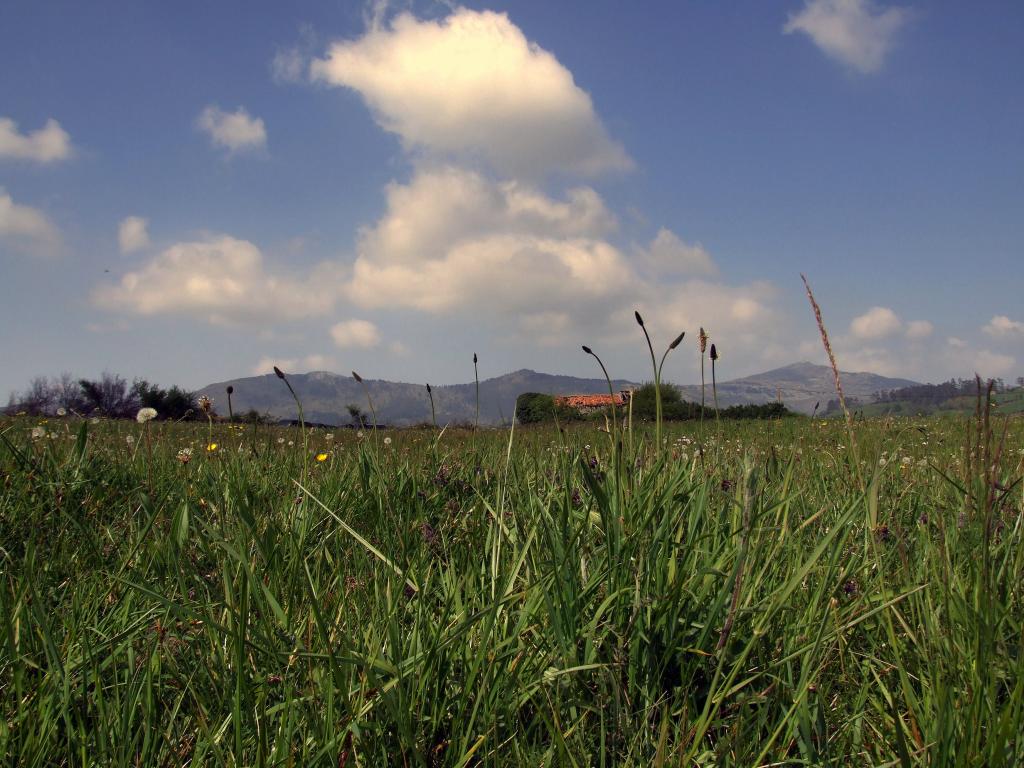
left=2, top=0, right=1022, bottom=397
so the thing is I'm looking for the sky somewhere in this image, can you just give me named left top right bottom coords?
left=2, top=0, right=1022, bottom=397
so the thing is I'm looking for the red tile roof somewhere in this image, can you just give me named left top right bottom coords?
left=555, top=393, right=628, bottom=408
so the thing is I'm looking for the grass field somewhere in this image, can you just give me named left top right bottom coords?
left=1, top=405, right=1022, bottom=765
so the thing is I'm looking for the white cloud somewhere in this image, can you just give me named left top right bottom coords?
left=253, top=356, right=298, bottom=375
left=340, top=166, right=781, bottom=358
left=196, top=105, right=267, bottom=153
left=983, top=315, right=1024, bottom=339
left=905, top=319, right=933, bottom=340
left=0, top=117, right=72, bottom=163
left=252, top=354, right=338, bottom=375
left=118, top=216, right=150, bottom=254
left=0, top=188, right=61, bottom=255
left=331, top=319, right=381, bottom=348
left=947, top=336, right=967, bottom=348
left=347, top=168, right=631, bottom=314
left=310, top=8, right=631, bottom=176
left=93, top=235, right=337, bottom=324
left=783, top=0, right=911, bottom=74
left=973, top=350, right=1016, bottom=378
left=850, top=306, right=901, bottom=339
left=640, top=228, right=717, bottom=277
left=271, top=48, right=305, bottom=83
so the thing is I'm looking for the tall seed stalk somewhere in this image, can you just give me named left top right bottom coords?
left=274, top=366, right=308, bottom=481
left=635, top=310, right=685, bottom=452
left=426, top=383, right=437, bottom=429
left=800, top=274, right=862, bottom=488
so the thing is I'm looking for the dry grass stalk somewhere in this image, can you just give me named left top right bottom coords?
left=800, top=274, right=860, bottom=477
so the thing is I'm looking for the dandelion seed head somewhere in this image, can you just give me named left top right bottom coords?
left=136, top=407, right=157, bottom=423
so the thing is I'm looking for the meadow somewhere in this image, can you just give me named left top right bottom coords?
left=1, top=402, right=1022, bottom=765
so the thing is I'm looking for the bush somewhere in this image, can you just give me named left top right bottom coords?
left=515, top=392, right=582, bottom=424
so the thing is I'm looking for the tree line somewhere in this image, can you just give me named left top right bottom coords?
left=4, top=372, right=268, bottom=422
left=516, top=382, right=792, bottom=424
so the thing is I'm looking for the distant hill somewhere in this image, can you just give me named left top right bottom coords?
left=198, top=362, right=918, bottom=426
left=676, top=361, right=918, bottom=416
left=197, top=369, right=637, bottom=427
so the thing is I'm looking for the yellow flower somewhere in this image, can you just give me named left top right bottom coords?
left=207, top=443, right=218, bottom=452
left=316, top=452, right=329, bottom=462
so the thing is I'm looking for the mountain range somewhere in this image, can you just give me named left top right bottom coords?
left=197, top=362, right=917, bottom=426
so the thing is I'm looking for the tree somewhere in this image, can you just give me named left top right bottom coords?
left=7, top=376, right=56, bottom=415
left=346, top=404, right=367, bottom=428
left=132, top=380, right=198, bottom=420
left=630, top=382, right=702, bottom=421
left=514, top=393, right=582, bottom=424
left=79, top=372, right=138, bottom=418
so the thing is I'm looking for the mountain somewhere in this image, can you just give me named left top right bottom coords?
left=197, top=369, right=637, bottom=427
left=197, top=362, right=918, bottom=426
left=676, top=362, right=918, bottom=415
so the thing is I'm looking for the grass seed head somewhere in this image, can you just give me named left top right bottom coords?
left=226, top=385, right=234, bottom=395
left=699, top=327, right=708, bottom=354
left=710, top=343, right=718, bottom=361
left=634, top=310, right=645, bottom=327
left=669, top=330, right=686, bottom=350
left=273, top=366, right=286, bottom=380
left=352, top=371, right=363, bottom=383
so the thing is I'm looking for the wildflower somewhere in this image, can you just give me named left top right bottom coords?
left=383, top=436, right=392, bottom=446
left=126, top=435, right=135, bottom=446
left=325, top=433, right=334, bottom=441
left=177, top=447, right=192, bottom=464
left=56, top=407, right=67, bottom=417
left=699, top=327, right=708, bottom=354
left=277, top=437, right=285, bottom=444
left=31, top=426, right=45, bottom=439
left=206, top=442, right=218, bottom=452
left=316, top=452, right=329, bottom=462
left=357, top=431, right=364, bottom=439
left=90, top=417, right=100, bottom=425
left=136, top=407, right=158, bottom=423
left=198, top=396, right=213, bottom=414
left=287, top=440, right=294, bottom=446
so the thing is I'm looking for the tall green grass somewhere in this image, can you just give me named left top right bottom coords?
left=0, top=406, right=1021, bottom=765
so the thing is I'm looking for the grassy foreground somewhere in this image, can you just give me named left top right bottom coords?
left=1, top=409, right=1022, bottom=766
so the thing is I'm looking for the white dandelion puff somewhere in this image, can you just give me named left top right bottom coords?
left=136, top=407, right=158, bottom=423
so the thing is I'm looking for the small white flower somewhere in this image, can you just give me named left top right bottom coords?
left=136, top=407, right=157, bottom=423
left=126, top=435, right=135, bottom=446
left=90, top=417, right=100, bottom=425
left=384, top=436, right=392, bottom=446
left=325, top=433, right=334, bottom=441
left=277, top=437, right=285, bottom=444
left=357, top=431, right=364, bottom=439
left=288, top=440, right=294, bottom=446
left=56, top=407, right=67, bottom=417
left=31, top=426, right=46, bottom=439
